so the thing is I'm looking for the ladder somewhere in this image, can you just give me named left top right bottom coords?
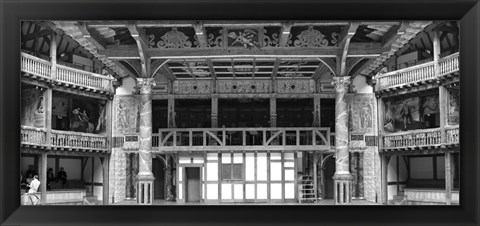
left=299, top=175, right=317, bottom=203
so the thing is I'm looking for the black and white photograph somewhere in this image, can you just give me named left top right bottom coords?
left=18, top=20, right=460, bottom=206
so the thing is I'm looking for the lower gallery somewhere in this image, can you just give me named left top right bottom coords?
left=19, top=20, right=460, bottom=205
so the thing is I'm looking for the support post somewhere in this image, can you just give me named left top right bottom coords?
left=45, top=32, right=56, bottom=146
left=313, top=95, right=321, bottom=127
left=211, top=97, right=218, bottom=128
left=331, top=76, right=353, bottom=205
left=439, top=85, right=448, bottom=143
left=167, top=95, right=176, bottom=128
left=102, top=157, right=110, bottom=205
left=39, top=153, right=47, bottom=204
left=270, top=97, right=277, bottom=127
left=445, top=151, right=454, bottom=205
left=136, top=78, right=156, bottom=205
left=381, top=154, right=389, bottom=205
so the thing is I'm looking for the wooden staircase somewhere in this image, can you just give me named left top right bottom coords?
left=299, top=175, right=317, bottom=203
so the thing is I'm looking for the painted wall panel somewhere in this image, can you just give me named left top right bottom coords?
left=245, top=153, right=255, bottom=181
left=257, top=153, right=267, bottom=181
left=206, top=184, right=218, bottom=200
left=270, top=183, right=282, bottom=199
left=246, top=184, right=255, bottom=199
left=257, top=183, right=267, bottom=199
left=206, top=163, right=218, bottom=181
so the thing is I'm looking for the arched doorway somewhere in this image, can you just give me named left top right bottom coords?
left=323, top=156, right=335, bottom=199
left=152, top=156, right=166, bottom=200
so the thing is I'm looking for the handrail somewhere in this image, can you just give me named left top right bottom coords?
left=383, top=128, right=443, bottom=149
left=376, top=52, right=459, bottom=91
left=20, top=126, right=108, bottom=150
left=21, top=53, right=114, bottom=93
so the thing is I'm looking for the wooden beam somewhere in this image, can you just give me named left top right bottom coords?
left=100, top=43, right=384, bottom=59
left=339, top=22, right=360, bottom=76
left=127, top=24, right=150, bottom=77
left=113, top=60, right=139, bottom=78
left=381, top=22, right=407, bottom=48
left=206, top=59, right=217, bottom=80
left=278, top=21, right=293, bottom=47
left=22, top=29, right=52, bottom=42
left=193, top=21, right=207, bottom=48
left=123, top=59, right=142, bottom=78
left=78, top=22, right=107, bottom=50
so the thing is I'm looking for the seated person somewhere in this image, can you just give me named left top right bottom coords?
left=57, top=167, right=67, bottom=188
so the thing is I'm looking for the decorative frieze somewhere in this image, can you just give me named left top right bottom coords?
left=276, top=80, right=314, bottom=93
left=217, top=80, right=271, bottom=94
left=174, top=80, right=212, bottom=94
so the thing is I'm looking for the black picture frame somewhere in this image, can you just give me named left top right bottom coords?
left=1, top=0, right=479, bottom=225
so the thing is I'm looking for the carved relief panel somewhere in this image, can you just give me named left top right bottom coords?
left=113, top=96, right=139, bottom=135
left=217, top=80, right=271, bottom=94
left=347, top=94, right=376, bottom=134
left=276, top=80, right=315, bottom=93
left=173, top=80, right=212, bottom=94
left=448, top=88, right=459, bottom=124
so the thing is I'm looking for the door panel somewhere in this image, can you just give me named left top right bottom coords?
left=186, top=167, right=201, bottom=202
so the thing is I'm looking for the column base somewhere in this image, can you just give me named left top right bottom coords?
left=136, top=173, right=155, bottom=205
left=333, top=173, right=353, bottom=205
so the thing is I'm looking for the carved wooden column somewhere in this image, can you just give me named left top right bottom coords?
left=211, top=97, right=218, bottom=128
left=45, top=32, right=56, bottom=146
left=136, top=78, right=156, bottom=205
left=270, top=97, right=277, bottom=127
left=313, top=95, right=321, bottom=127
left=166, top=94, right=176, bottom=201
left=331, top=76, right=353, bottom=205
left=381, top=154, right=389, bottom=204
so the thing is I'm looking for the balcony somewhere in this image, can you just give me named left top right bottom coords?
left=144, top=127, right=332, bottom=152
left=21, top=126, right=109, bottom=153
left=21, top=52, right=115, bottom=94
left=382, top=125, right=459, bottom=152
left=375, top=52, right=459, bottom=93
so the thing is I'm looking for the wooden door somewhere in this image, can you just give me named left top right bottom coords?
left=186, top=167, right=201, bottom=202
left=324, top=158, right=335, bottom=199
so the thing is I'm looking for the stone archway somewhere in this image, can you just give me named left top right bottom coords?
left=316, top=153, right=335, bottom=199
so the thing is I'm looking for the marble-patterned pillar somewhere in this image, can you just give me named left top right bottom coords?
left=270, top=97, right=277, bottom=127
left=136, top=78, right=156, bottom=205
left=331, top=76, right=353, bottom=205
left=211, top=97, right=218, bottom=128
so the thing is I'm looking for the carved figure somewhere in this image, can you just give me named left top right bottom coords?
left=228, top=29, right=259, bottom=49
left=360, top=105, right=372, bottom=129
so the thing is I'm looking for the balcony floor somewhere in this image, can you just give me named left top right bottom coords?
left=113, top=199, right=379, bottom=205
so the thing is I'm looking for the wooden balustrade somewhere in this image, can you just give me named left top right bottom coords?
left=50, top=130, right=108, bottom=150
left=21, top=126, right=107, bottom=151
left=376, top=52, right=459, bottom=91
left=376, top=61, right=435, bottom=91
left=438, top=52, right=459, bottom=76
left=21, top=53, right=114, bottom=93
left=21, top=126, right=47, bottom=145
left=21, top=53, right=52, bottom=79
left=156, top=127, right=330, bottom=151
left=445, top=125, right=459, bottom=144
left=56, top=64, right=114, bottom=92
left=383, top=128, right=442, bottom=149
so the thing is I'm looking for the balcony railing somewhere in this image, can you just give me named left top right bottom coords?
left=445, top=125, right=459, bottom=145
left=21, top=126, right=108, bottom=151
left=383, top=128, right=442, bottom=149
left=376, top=52, right=459, bottom=91
left=21, top=126, right=47, bottom=145
left=21, top=52, right=114, bottom=93
left=154, top=127, right=331, bottom=151
left=21, top=53, right=52, bottom=79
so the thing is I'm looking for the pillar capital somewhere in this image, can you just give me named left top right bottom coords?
left=136, top=78, right=156, bottom=94
left=331, top=76, right=351, bottom=93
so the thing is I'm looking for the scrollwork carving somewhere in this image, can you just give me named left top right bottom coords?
left=156, top=28, right=192, bottom=48
left=263, top=28, right=279, bottom=47
left=293, top=26, right=339, bottom=47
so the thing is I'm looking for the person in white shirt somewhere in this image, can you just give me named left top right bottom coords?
left=27, top=175, right=40, bottom=204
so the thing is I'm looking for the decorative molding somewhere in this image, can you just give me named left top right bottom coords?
left=174, top=80, right=212, bottom=94
left=319, top=83, right=335, bottom=93
left=331, top=76, right=351, bottom=93
left=276, top=80, right=314, bottom=93
left=217, top=80, right=271, bottom=94
left=227, top=28, right=260, bottom=49
left=206, top=28, right=224, bottom=48
left=263, top=27, right=279, bottom=47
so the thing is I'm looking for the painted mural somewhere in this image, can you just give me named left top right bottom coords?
left=383, top=94, right=439, bottom=132
left=70, top=99, right=105, bottom=134
left=114, top=96, right=140, bottom=135
left=21, top=87, right=45, bottom=127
